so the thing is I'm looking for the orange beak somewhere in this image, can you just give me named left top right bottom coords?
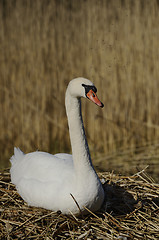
left=86, top=89, right=104, bottom=108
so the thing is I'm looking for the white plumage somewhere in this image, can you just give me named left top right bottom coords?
left=10, top=77, right=105, bottom=215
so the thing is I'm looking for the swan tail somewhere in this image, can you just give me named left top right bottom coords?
left=10, top=147, right=25, bottom=165
left=10, top=147, right=25, bottom=184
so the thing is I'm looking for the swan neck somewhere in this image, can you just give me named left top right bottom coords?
left=65, top=90, right=93, bottom=172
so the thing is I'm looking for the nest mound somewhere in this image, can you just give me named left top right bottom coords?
left=0, top=168, right=159, bottom=239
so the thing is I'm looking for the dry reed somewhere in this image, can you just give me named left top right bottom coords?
left=0, top=0, right=159, bottom=178
left=0, top=168, right=159, bottom=239
left=95, top=141, right=159, bottom=182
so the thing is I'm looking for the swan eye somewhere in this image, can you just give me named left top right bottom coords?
left=82, top=84, right=97, bottom=96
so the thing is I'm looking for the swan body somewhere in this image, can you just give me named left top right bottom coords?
left=10, top=77, right=105, bottom=215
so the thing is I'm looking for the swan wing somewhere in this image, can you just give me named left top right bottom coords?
left=10, top=148, right=74, bottom=185
left=10, top=148, right=76, bottom=211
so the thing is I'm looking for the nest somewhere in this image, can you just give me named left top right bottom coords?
left=0, top=168, right=159, bottom=239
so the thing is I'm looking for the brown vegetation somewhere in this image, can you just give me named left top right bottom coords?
left=0, top=168, right=159, bottom=239
left=0, top=0, right=159, bottom=178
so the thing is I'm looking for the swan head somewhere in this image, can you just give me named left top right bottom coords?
left=67, top=77, right=104, bottom=108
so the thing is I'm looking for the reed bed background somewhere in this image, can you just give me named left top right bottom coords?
left=0, top=0, right=159, bottom=179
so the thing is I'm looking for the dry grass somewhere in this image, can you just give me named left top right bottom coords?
left=0, top=0, right=159, bottom=179
left=0, top=168, right=159, bottom=239
left=1, top=2, right=159, bottom=238
left=95, top=141, right=159, bottom=181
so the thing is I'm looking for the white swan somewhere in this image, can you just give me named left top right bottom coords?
left=10, top=77, right=105, bottom=215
